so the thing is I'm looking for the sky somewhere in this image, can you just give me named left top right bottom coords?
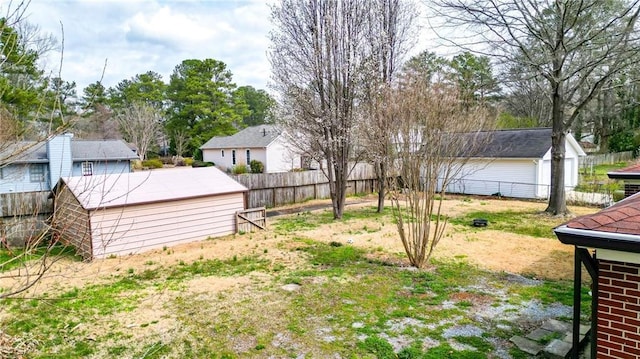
left=24, top=0, right=275, bottom=95
left=22, top=0, right=444, bottom=96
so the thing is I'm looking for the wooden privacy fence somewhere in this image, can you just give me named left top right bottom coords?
left=230, top=163, right=378, bottom=208
left=236, top=207, right=266, bottom=233
left=580, top=151, right=634, bottom=167
left=0, top=191, right=52, bottom=246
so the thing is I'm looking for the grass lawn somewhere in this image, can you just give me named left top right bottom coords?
left=576, top=161, right=628, bottom=194
left=0, top=196, right=596, bottom=358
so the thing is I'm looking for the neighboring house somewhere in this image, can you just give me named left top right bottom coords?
left=607, top=162, right=640, bottom=198
left=443, top=128, right=586, bottom=199
left=200, top=125, right=302, bottom=173
left=555, top=193, right=640, bottom=358
left=53, top=167, right=247, bottom=260
left=0, top=134, right=138, bottom=194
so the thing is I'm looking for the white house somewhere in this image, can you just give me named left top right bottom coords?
left=200, top=125, right=302, bottom=173
left=443, top=128, right=586, bottom=199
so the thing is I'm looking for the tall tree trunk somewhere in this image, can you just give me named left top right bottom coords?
left=332, top=154, right=348, bottom=219
left=376, top=161, right=385, bottom=213
left=546, top=80, right=568, bottom=215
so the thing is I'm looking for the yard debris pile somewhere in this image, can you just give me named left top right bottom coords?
left=0, top=330, right=37, bottom=358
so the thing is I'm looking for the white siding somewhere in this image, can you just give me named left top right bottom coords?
left=203, top=148, right=229, bottom=169
left=266, top=138, right=301, bottom=172
left=445, top=159, right=538, bottom=198
left=203, top=147, right=267, bottom=172
left=204, top=143, right=300, bottom=173
left=89, top=193, right=244, bottom=258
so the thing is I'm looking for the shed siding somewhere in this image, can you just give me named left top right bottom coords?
left=89, top=193, right=244, bottom=258
left=597, top=260, right=640, bottom=359
left=445, top=159, right=537, bottom=198
left=53, top=185, right=92, bottom=259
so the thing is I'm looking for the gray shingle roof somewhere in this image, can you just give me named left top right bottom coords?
left=0, top=142, right=48, bottom=164
left=200, top=125, right=281, bottom=149
left=71, top=140, right=139, bottom=161
left=0, top=139, right=138, bottom=164
left=469, top=128, right=553, bottom=158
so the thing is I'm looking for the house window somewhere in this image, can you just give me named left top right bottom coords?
left=82, top=162, right=93, bottom=176
left=232, top=150, right=236, bottom=165
left=221, top=150, right=225, bottom=157
left=246, top=149, right=251, bottom=164
left=29, top=164, right=46, bottom=183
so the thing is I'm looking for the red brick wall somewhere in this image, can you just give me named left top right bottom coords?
left=598, top=260, right=640, bottom=358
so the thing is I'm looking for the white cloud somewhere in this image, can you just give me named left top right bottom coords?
left=24, top=0, right=273, bottom=94
left=124, top=6, right=225, bottom=50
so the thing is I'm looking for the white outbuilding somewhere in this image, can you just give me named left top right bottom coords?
left=53, top=167, right=247, bottom=260
left=443, top=128, right=586, bottom=199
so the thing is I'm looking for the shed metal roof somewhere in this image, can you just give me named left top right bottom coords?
left=60, top=167, right=247, bottom=210
left=200, top=125, right=281, bottom=149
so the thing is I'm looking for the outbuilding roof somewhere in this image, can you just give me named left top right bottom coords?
left=200, top=124, right=281, bottom=149
left=59, top=167, right=247, bottom=210
left=554, top=193, right=640, bottom=253
left=467, top=128, right=585, bottom=158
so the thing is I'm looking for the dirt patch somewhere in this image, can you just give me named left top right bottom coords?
left=1, top=196, right=598, bottom=298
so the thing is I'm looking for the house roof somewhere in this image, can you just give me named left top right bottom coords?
left=554, top=193, right=640, bottom=253
left=200, top=125, right=281, bottom=149
left=466, top=128, right=585, bottom=158
left=59, top=167, right=248, bottom=210
left=607, top=162, right=640, bottom=180
left=71, top=140, right=139, bottom=161
left=0, top=142, right=49, bottom=164
left=0, top=139, right=137, bottom=164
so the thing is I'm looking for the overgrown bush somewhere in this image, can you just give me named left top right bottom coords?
left=142, top=159, right=163, bottom=169
left=250, top=160, right=264, bottom=173
left=131, top=160, right=143, bottom=170
left=232, top=164, right=248, bottom=174
left=159, top=157, right=173, bottom=165
left=192, top=160, right=214, bottom=168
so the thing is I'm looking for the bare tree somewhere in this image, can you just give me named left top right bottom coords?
left=271, top=0, right=369, bottom=219
left=386, top=75, right=494, bottom=268
left=270, top=0, right=417, bottom=219
left=0, top=0, right=76, bottom=303
left=171, top=128, right=189, bottom=158
left=116, top=102, right=162, bottom=161
left=433, top=0, right=640, bottom=215
left=361, top=0, right=418, bottom=213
